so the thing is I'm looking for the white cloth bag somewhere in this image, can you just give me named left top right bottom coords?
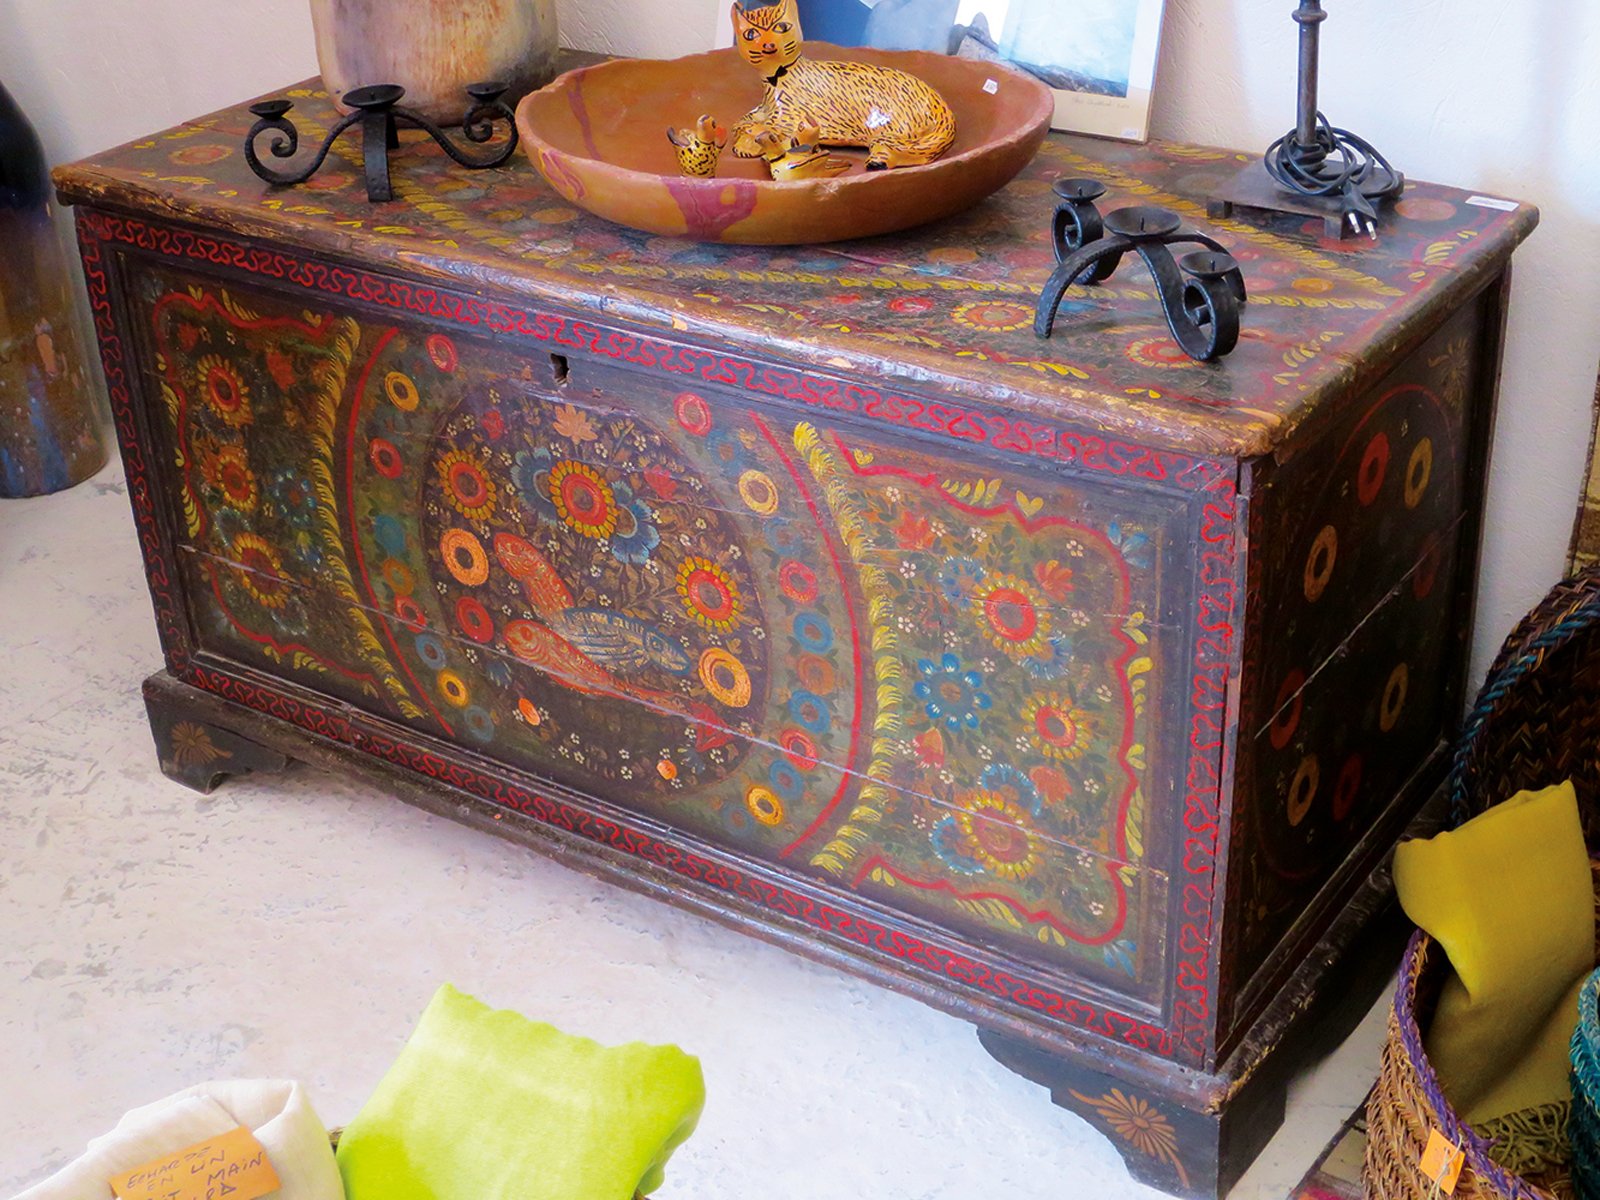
left=14, top=1080, right=341, bottom=1200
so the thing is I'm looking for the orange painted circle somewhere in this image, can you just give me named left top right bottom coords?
left=1304, top=525, right=1338, bottom=602
left=738, top=469, right=780, bottom=515
left=698, top=647, right=753, bottom=708
left=1380, top=664, right=1409, bottom=732
left=796, top=653, right=836, bottom=696
left=1287, top=756, right=1320, bottom=827
left=746, top=786, right=785, bottom=826
left=437, top=669, right=471, bottom=708
left=1291, top=277, right=1335, bottom=294
left=440, top=528, right=489, bottom=586
left=381, top=558, right=415, bottom=596
left=518, top=697, right=542, bottom=727
left=1396, top=197, right=1459, bottom=223
left=385, top=370, right=420, bottom=411
left=1404, top=438, right=1433, bottom=508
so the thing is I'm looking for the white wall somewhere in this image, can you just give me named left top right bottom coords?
left=4, top=0, right=1597, bottom=683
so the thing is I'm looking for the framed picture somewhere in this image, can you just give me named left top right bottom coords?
left=714, top=0, right=1168, bottom=142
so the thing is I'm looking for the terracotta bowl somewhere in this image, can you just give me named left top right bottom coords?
left=515, top=46, right=1054, bottom=244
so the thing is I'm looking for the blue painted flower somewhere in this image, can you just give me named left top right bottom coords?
left=706, top=426, right=753, bottom=475
left=485, top=657, right=515, bottom=688
left=1104, top=939, right=1137, bottom=978
left=930, top=818, right=986, bottom=875
left=462, top=706, right=495, bottom=744
left=1020, top=632, right=1076, bottom=681
left=793, top=612, right=834, bottom=653
left=788, top=689, right=832, bottom=733
left=914, top=653, right=992, bottom=731
left=1107, top=520, right=1154, bottom=569
left=415, top=633, right=448, bottom=670
left=373, top=513, right=409, bottom=558
left=267, top=467, right=318, bottom=523
left=769, top=759, right=804, bottom=801
left=979, top=762, right=1043, bottom=816
left=513, top=447, right=559, bottom=521
left=936, top=557, right=987, bottom=603
left=608, top=484, right=660, bottom=565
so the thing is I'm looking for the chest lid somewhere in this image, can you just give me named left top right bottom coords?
left=54, top=58, right=1536, bottom=460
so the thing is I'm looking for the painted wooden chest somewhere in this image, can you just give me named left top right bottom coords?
left=56, top=69, right=1535, bottom=1198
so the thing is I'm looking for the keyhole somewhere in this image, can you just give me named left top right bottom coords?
left=551, top=353, right=570, bottom=385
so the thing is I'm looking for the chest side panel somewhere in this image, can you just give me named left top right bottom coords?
left=1220, top=291, right=1496, bottom=1043
left=98, top=221, right=1238, bottom=1064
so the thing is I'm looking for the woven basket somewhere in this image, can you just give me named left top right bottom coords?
left=1363, top=564, right=1600, bottom=1200
left=1574, top=971, right=1600, bottom=1200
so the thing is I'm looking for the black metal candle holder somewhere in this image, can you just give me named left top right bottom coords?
left=244, top=82, right=520, bottom=203
left=1035, top=178, right=1248, bottom=362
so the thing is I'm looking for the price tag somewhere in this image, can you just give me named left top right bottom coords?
left=110, top=1126, right=281, bottom=1200
left=1420, top=1127, right=1465, bottom=1195
left=982, top=78, right=999, bottom=95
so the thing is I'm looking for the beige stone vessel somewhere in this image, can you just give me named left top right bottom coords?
left=309, top=0, right=559, bottom=126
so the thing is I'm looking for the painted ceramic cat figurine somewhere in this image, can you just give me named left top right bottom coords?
left=728, top=0, right=956, bottom=171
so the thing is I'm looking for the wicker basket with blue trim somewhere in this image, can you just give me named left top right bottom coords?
left=1363, top=565, right=1600, bottom=1200
left=1574, top=969, right=1600, bottom=1200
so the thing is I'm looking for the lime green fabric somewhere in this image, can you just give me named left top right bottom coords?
left=336, top=985, right=705, bottom=1200
left=1393, top=780, right=1593, bottom=1124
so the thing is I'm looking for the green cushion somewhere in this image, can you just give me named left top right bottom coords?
left=336, top=985, right=705, bottom=1200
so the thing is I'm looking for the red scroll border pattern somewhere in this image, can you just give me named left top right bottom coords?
left=76, top=209, right=1237, bottom=1067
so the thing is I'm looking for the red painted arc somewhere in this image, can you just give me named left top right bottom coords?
left=343, top=327, right=457, bottom=736
left=748, top=413, right=869, bottom=860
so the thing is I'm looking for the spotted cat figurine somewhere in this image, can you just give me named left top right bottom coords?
left=728, top=0, right=956, bottom=171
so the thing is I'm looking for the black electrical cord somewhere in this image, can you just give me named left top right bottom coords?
left=1263, top=111, right=1404, bottom=237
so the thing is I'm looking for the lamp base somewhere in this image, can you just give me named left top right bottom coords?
left=1207, top=159, right=1381, bottom=241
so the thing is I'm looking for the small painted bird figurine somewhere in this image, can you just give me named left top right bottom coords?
left=667, top=114, right=728, bottom=177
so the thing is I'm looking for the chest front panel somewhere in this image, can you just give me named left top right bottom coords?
left=119, top=249, right=1229, bottom=1055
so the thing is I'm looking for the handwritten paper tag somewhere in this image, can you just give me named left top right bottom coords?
left=1420, top=1127, right=1465, bottom=1195
left=110, top=1126, right=280, bottom=1200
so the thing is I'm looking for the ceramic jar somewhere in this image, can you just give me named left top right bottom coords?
left=309, top=0, right=560, bottom=126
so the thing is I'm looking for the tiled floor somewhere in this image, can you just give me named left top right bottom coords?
left=2, top=457, right=1387, bottom=1200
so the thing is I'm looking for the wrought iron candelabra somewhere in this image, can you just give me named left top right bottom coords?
left=1035, top=178, right=1248, bottom=363
left=244, top=82, right=520, bottom=203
